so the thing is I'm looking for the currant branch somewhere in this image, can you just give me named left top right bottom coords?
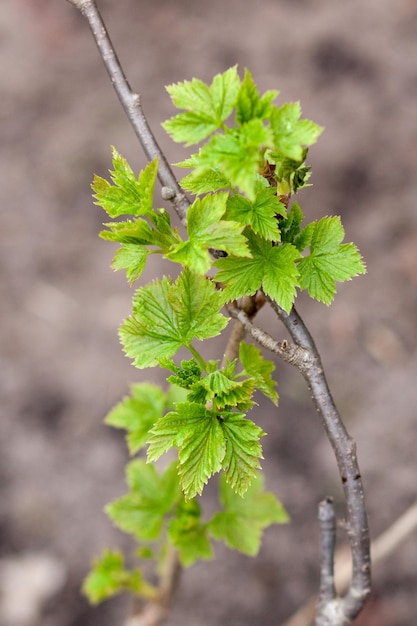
left=65, top=0, right=189, bottom=223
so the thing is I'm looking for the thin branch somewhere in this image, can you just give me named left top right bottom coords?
left=66, top=0, right=189, bottom=223
left=222, top=294, right=264, bottom=365
left=282, top=499, right=417, bottom=626
left=226, top=302, right=312, bottom=369
left=269, top=302, right=371, bottom=625
left=125, top=547, right=181, bottom=626
left=318, top=498, right=337, bottom=604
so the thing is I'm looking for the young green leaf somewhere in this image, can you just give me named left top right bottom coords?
left=83, top=550, right=153, bottom=604
left=163, top=66, right=241, bottom=145
left=92, top=149, right=158, bottom=218
left=215, top=231, right=301, bottom=313
left=187, top=370, right=256, bottom=410
left=166, top=193, right=251, bottom=274
left=208, top=474, right=288, bottom=556
left=111, top=244, right=150, bottom=284
left=180, top=167, right=231, bottom=195
left=120, top=270, right=228, bottom=368
left=195, top=120, right=272, bottom=199
left=168, top=499, right=213, bottom=566
left=271, top=103, right=323, bottom=162
left=221, top=412, right=265, bottom=496
left=164, top=358, right=203, bottom=390
left=148, top=403, right=226, bottom=499
left=298, top=216, right=366, bottom=304
left=225, top=184, right=285, bottom=241
left=105, top=383, right=166, bottom=454
left=239, top=342, right=278, bottom=405
left=236, top=68, right=278, bottom=125
left=106, top=461, right=181, bottom=541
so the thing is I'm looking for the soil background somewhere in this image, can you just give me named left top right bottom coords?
left=1, top=1, right=417, bottom=625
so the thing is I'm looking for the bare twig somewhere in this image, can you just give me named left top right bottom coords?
left=269, top=302, right=371, bottom=625
left=65, top=0, right=189, bottom=223
left=125, top=547, right=181, bottom=626
left=283, top=499, right=417, bottom=626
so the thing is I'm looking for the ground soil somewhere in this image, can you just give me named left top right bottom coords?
left=1, top=1, right=417, bottom=625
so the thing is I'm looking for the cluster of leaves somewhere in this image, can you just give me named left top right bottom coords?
left=85, top=67, right=365, bottom=604
left=97, top=67, right=364, bottom=310
left=84, top=383, right=287, bottom=604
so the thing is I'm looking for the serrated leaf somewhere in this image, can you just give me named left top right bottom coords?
left=239, top=342, right=278, bottom=405
left=298, top=216, right=366, bottom=304
left=120, top=270, right=228, bottom=368
left=236, top=69, right=278, bottom=124
left=168, top=499, right=213, bottom=566
left=83, top=550, right=149, bottom=604
left=163, top=67, right=241, bottom=145
left=111, top=244, right=150, bottom=284
left=92, top=149, right=158, bottom=217
left=215, top=231, right=301, bottom=312
left=225, top=184, right=285, bottom=240
left=148, top=403, right=226, bottom=499
left=271, top=103, right=323, bottom=162
left=164, top=358, right=202, bottom=389
left=181, top=167, right=231, bottom=194
left=221, top=412, right=265, bottom=496
left=105, top=383, right=166, bottom=454
left=208, top=474, right=288, bottom=556
left=188, top=370, right=255, bottom=410
left=166, top=193, right=251, bottom=274
left=106, top=461, right=180, bottom=541
left=196, top=120, right=272, bottom=199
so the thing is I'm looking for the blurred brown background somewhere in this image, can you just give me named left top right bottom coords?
left=1, top=1, right=417, bottom=624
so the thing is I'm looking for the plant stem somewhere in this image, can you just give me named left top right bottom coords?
left=270, top=302, right=371, bottom=625
left=65, top=0, right=190, bottom=223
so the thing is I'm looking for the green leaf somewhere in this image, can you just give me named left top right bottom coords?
left=148, top=403, right=226, bottom=499
left=239, top=342, right=278, bottom=405
left=92, top=149, right=158, bottom=217
left=181, top=167, right=231, bottom=194
left=221, top=412, right=265, bottom=496
left=215, top=231, right=301, bottom=313
left=166, top=193, right=251, bottom=274
left=163, top=67, right=241, bottom=145
left=208, top=474, right=288, bottom=556
left=148, top=402, right=263, bottom=498
left=225, top=184, right=285, bottom=240
left=168, top=499, right=213, bottom=566
left=188, top=370, right=255, bottom=410
left=105, top=383, right=166, bottom=454
left=298, top=216, right=366, bottom=304
left=120, top=270, right=228, bottom=368
left=270, top=103, right=323, bottom=161
left=83, top=550, right=150, bottom=604
left=106, top=461, right=180, bottom=541
left=196, top=120, right=272, bottom=199
left=236, top=68, right=278, bottom=124
left=110, top=244, right=150, bottom=284
left=164, top=358, right=203, bottom=389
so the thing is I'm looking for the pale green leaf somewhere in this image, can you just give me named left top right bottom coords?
left=208, top=474, right=288, bottom=555
left=239, top=342, right=278, bottom=405
left=215, top=231, right=301, bottom=312
left=106, top=461, right=180, bottom=541
left=271, top=103, right=323, bottom=161
left=163, top=67, right=241, bottom=145
left=225, top=184, right=285, bottom=240
left=298, top=216, right=366, bottom=304
left=236, top=68, right=278, bottom=124
left=221, top=413, right=265, bottom=496
left=119, top=270, right=228, bottom=368
left=166, top=193, right=251, bottom=274
left=92, top=150, right=158, bottom=217
left=105, top=383, right=166, bottom=454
